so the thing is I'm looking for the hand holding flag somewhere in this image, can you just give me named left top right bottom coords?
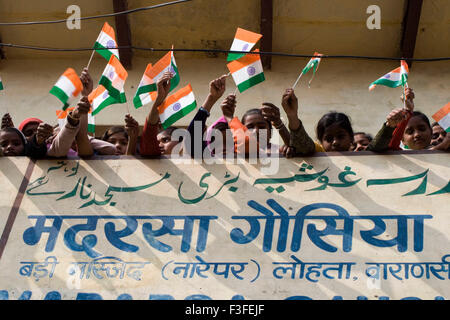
left=80, top=68, right=94, bottom=97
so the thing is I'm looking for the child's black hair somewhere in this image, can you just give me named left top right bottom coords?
left=101, top=126, right=128, bottom=142
left=316, top=111, right=353, bottom=141
left=241, top=108, right=272, bottom=130
left=410, top=111, right=431, bottom=130
left=354, top=131, right=373, bottom=142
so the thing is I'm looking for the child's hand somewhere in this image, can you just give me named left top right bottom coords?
left=155, top=71, right=173, bottom=105
left=125, top=114, right=139, bottom=138
left=401, top=88, right=415, bottom=112
left=36, top=123, right=54, bottom=145
left=73, top=97, right=91, bottom=118
left=430, top=133, right=450, bottom=151
left=220, top=94, right=236, bottom=121
left=209, top=75, right=227, bottom=101
left=386, top=108, right=408, bottom=128
left=1, top=113, right=14, bottom=129
left=261, top=103, right=282, bottom=127
left=281, top=88, right=298, bottom=117
left=80, top=68, right=94, bottom=97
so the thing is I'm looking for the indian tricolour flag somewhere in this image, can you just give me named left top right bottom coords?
left=88, top=85, right=122, bottom=116
left=432, top=102, right=450, bottom=133
left=56, top=107, right=95, bottom=134
left=158, top=84, right=196, bottom=129
left=133, top=63, right=158, bottom=109
left=93, top=22, right=120, bottom=61
left=227, top=27, right=262, bottom=62
left=0, top=75, right=3, bottom=90
left=227, top=49, right=265, bottom=93
left=99, top=55, right=127, bottom=103
left=369, top=60, right=409, bottom=91
left=50, top=68, right=83, bottom=110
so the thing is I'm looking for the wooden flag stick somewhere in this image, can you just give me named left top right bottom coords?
left=86, top=50, right=95, bottom=70
left=292, top=72, right=303, bottom=89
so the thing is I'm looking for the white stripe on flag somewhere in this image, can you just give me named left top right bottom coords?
left=159, top=91, right=196, bottom=123
left=231, top=60, right=264, bottom=86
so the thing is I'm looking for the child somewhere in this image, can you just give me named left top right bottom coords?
left=2, top=113, right=51, bottom=157
left=0, top=126, right=48, bottom=157
left=101, top=114, right=139, bottom=155
left=156, top=126, right=182, bottom=156
left=140, top=72, right=174, bottom=156
left=353, top=132, right=373, bottom=151
left=431, top=122, right=447, bottom=148
left=401, top=111, right=433, bottom=150
left=281, top=88, right=354, bottom=154
left=0, top=127, right=26, bottom=156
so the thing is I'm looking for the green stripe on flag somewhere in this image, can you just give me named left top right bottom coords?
left=136, top=83, right=157, bottom=96
left=302, top=60, right=318, bottom=74
left=91, top=96, right=121, bottom=116
left=169, top=62, right=180, bottom=92
left=93, top=42, right=114, bottom=61
left=0, top=82, right=3, bottom=90
left=50, top=86, right=70, bottom=106
left=370, top=78, right=405, bottom=88
left=227, top=52, right=246, bottom=62
left=99, top=76, right=126, bottom=102
left=237, top=73, right=265, bottom=93
left=161, top=100, right=197, bottom=129
left=87, top=124, right=95, bottom=133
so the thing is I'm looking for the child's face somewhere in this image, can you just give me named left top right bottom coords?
left=107, top=132, right=128, bottom=155
left=431, top=125, right=446, bottom=147
left=0, top=131, right=25, bottom=156
left=402, top=116, right=432, bottom=150
left=321, top=124, right=353, bottom=152
left=243, top=113, right=271, bottom=147
left=157, top=131, right=179, bottom=155
left=353, top=133, right=370, bottom=151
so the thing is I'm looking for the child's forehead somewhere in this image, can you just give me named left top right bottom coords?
left=323, top=123, right=351, bottom=135
left=407, top=116, right=429, bottom=127
left=0, top=130, right=22, bottom=141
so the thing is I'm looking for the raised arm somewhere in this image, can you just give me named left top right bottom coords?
left=140, top=71, right=173, bottom=156
left=261, top=102, right=290, bottom=147
left=187, top=75, right=227, bottom=158
left=281, top=88, right=316, bottom=155
left=125, top=113, right=139, bottom=155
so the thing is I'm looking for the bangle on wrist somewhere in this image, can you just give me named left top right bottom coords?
left=273, top=121, right=284, bottom=129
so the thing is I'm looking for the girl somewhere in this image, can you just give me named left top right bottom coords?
left=101, top=114, right=139, bottom=155
left=281, top=88, right=354, bottom=154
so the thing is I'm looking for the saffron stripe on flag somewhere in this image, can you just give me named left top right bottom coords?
left=432, top=102, right=450, bottom=132
left=160, top=100, right=197, bottom=129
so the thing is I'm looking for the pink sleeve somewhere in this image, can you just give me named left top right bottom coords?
left=88, top=136, right=117, bottom=155
left=47, top=121, right=80, bottom=157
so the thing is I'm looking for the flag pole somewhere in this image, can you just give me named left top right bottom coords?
left=292, top=72, right=303, bottom=89
left=86, top=49, right=95, bottom=70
